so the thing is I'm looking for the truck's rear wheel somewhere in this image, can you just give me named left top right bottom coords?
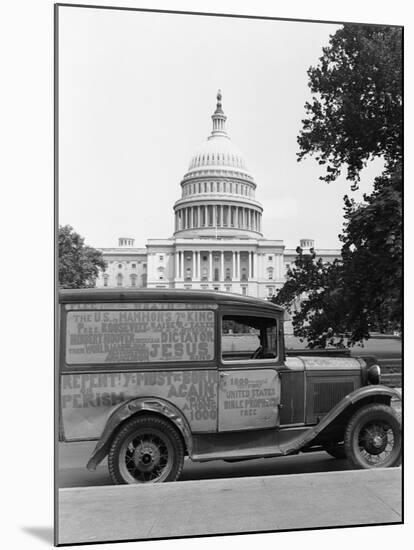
left=344, top=404, right=401, bottom=469
left=108, top=415, right=185, bottom=484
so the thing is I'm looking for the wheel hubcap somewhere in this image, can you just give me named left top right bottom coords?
left=134, top=442, right=161, bottom=472
left=119, top=430, right=173, bottom=483
left=358, top=421, right=395, bottom=464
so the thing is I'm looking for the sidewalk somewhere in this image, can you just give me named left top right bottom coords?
left=57, top=467, right=402, bottom=545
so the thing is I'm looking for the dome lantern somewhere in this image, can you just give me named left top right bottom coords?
left=211, top=89, right=228, bottom=138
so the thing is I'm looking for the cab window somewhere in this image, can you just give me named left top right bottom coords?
left=221, top=315, right=278, bottom=362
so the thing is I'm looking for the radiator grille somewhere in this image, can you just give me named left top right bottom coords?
left=313, top=381, right=354, bottom=414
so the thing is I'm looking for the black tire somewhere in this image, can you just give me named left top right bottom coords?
left=344, top=404, right=401, bottom=469
left=323, top=442, right=346, bottom=459
left=108, top=415, right=185, bottom=484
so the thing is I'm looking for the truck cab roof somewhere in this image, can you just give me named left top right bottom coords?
left=59, top=288, right=285, bottom=315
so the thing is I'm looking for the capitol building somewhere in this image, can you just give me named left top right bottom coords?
left=96, top=91, right=340, bottom=298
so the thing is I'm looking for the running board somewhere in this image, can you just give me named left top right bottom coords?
left=191, top=445, right=284, bottom=462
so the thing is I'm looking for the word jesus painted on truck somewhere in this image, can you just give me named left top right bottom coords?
left=66, top=309, right=214, bottom=364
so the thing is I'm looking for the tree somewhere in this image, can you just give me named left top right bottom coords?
left=58, top=225, right=106, bottom=288
left=298, top=25, right=402, bottom=186
left=274, top=24, right=402, bottom=346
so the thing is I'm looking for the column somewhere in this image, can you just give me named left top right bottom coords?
left=175, top=251, right=179, bottom=278
left=197, top=251, right=201, bottom=280
left=213, top=205, right=217, bottom=228
left=237, top=251, right=241, bottom=279
left=253, top=252, right=258, bottom=280
left=221, top=251, right=224, bottom=281
left=250, top=251, right=254, bottom=278
left=180, top=251, right=184, bottom=279
left=209, top=251, right=213, bottom=281
left=192, top=251, right=196, bottom=279
left=247, top=252, right=250, bottom=279
left=232, top=252, right=236, bottom=279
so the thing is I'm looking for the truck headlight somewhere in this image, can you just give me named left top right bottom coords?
left=367, top=364, right=381, bottom=385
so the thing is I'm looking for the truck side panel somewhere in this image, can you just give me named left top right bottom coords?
left=61, top=370, right=218, bottom=440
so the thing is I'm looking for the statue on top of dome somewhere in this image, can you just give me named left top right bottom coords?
left=215, top=89, right=224, bottom=114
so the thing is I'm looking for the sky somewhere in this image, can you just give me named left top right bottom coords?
left=58, top=6, right=384, bottom=250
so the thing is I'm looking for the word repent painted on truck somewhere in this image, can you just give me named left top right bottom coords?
left=61, top=370, right=218, bottom=438
left=66, top=309, right=215, bottom=364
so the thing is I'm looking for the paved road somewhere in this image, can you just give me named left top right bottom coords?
left=58, top=441, right=357, bottom=488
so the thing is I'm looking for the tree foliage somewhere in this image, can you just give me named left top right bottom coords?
left=58, top=225, right=106, bottom=289
left=298, top=25, right=402, bottom=186
left=274, top=249, right=347, bottom=347
left=274, top=24, right=402, bottom=346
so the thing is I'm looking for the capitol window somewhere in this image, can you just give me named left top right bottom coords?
left=131, top=263, right=136, bottom=269
left=118, top=264, right=122, bottom=269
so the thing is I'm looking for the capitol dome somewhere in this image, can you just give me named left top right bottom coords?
left=173, top=91, right=263, bottom=239
left=188, top=135, right=248, bottom=172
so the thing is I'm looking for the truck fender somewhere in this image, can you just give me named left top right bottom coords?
left=280, top=384, right=400, bottom=455
left=86, top=397, right=193, bottom=471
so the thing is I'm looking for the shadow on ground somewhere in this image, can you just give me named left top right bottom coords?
left=21, top=526, right=54, bottom=545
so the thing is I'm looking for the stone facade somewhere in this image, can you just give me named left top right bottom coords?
left=96, top=92, right=340, bottom=298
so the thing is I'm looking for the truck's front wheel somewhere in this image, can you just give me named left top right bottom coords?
left=108, top=415, right=185, bottom=484
left=344, top=404, right=401, bottom=469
